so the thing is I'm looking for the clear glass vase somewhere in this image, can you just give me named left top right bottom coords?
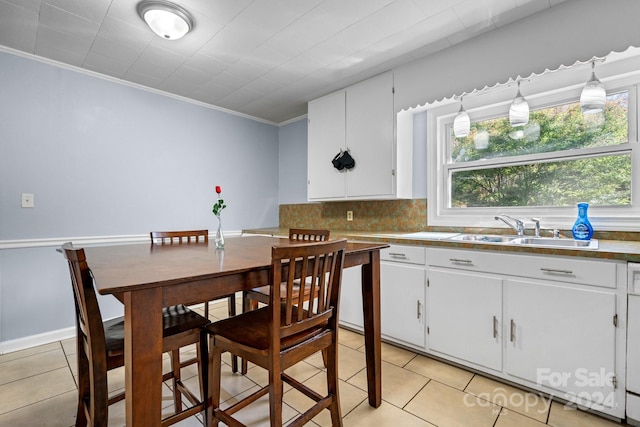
left=215, top=217, right=225, bottom=249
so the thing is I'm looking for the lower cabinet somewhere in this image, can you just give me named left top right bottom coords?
left=339, top=243, right=626, bottom=418
left=339, top=244, right=427, bottom=348
left=381, top=260, right=426, bottom=348
left=339, top=266, right=364, bottom=330
left=427, top=268, right=502, bottom=371
left=426, top=247, right=626, bottom=419
left=504, top=278, right=617, bottom=408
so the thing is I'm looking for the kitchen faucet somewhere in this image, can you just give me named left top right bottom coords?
left=495, top=214, right=526, bottom=236
left=531, top=217, right=541, bottom=238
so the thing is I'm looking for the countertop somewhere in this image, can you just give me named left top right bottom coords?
left=242, top=227, right=640, bottom=263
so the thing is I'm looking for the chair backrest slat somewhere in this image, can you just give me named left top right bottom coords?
left=150, top=230, right=208, bottom=245
left=289, top=228, right=330, bottom=242
left=288, top=228, right=331, bottom=319
left=270, top=239, right=347, bottom=344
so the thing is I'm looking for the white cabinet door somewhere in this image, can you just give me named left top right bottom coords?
left=307, top=90, right=346, bottom=200
left=628, top=295, right=640, bottom=394
left=427, top=268, right=502, bottom=371
left=380, top=261, right=426, bottom=348
left=339, top=266, right=364, bottom=330
left=345, top=72, right=394, bottom=198
left=504, top=278, right=617, bottom=407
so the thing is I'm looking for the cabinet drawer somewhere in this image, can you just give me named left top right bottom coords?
left=381, top=245, right=426, bottom=265
left=427, top=248, right=618, bottom=288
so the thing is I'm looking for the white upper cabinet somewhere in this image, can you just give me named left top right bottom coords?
left=307, top=90, right=346, bottom=200
left=307, top=72, right=413, bottom=201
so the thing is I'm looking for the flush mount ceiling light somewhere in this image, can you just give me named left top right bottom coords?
left=509, top=81, right=529, bottom=127
left=580, top=60, right=607, bottom=115
left=137, top=1, right=193, bottom=40
left=453, top=97, right=470, bottom=138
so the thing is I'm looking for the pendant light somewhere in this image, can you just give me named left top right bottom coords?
left=580, top=61, right=606, bottom=115
left=453, top=97, right=470, bottom=138
left=137, top=1, right=194, bottom=40
left=509, top=81, right=529, bottom=127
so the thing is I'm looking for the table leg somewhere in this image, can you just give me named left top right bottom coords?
left=124, top=288, right=163, bottom=426
left=361, top=250, right=382, bottom=407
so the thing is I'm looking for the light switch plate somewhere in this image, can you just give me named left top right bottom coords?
left=22, top=193, right=34, bottom=208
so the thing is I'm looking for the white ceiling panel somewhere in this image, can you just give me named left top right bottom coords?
left=83, top=50, right=132, bottom=77
left=0, top=0, right=567, bottom=123
left=0, top=1, right=38, bottom=51
left=44, top=0, right=111, bottom=23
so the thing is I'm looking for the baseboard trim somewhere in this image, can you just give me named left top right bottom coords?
left=0, top=326, right=76, bottom=355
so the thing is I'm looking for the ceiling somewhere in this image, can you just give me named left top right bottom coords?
left=0, top=0, right=567, bottom=124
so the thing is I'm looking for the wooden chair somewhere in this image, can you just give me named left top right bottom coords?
left=60, top=242, right=209, bottom=427
left=150, top=229, right=235, bottom=320
left=242, top=229, right=330, bottom=310
left=241, top=229, right=330, bottom=373
left=150, top=229, right=239, bottom=372
left=206, top=238, right=347, bottom=427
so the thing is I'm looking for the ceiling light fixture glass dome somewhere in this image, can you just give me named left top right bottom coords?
left=137, top=1, right=193, bottom=40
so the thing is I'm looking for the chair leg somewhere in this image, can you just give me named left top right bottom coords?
left=198, top=331, right=208, bottom=423
left=268, top=369, right=284, bottom=427
left=204, top=301, right=209, bottom=319
left=227, top=294, right=239, bottom=373
left=208, top=339, right=222, bottom=427
left=325, top=343, right=343, bottom=426
left=321, top=349, right=328, bottom=368
left=170, top=350, right=183, bottom=412
left=240, top=292, right=252, bottom=374
left=75, top=338, right=89, bottom=427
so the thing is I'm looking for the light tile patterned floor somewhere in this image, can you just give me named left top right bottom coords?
left=0, top=301, right=631, bottom=427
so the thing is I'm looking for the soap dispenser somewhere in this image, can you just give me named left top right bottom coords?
left=572, top=202, right=593, bottom=240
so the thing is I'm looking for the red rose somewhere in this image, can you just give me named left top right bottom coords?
left=215, top=186, right=222, bottom=194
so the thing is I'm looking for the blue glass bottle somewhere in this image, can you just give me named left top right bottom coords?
left=572, top=202, right=593, bottom=240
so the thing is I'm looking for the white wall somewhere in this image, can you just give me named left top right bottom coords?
left=278, top=118, right=308, bottom=205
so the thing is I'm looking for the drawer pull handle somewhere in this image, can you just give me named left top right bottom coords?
left=510, top=319, right=516, bottom=343
left=449, top=258, right=473, bottom=264
left=389, top=252, right=407, bottom=259
left=417, top=300, right=422, bottom=320
left=540, top=268, right=574, bottom=275
left=493, top=316, right=498, bottom=338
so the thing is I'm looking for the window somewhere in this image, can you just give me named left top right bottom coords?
left=450, top=92, right=631, bottom=208
left=427, top=71, right=640, bottom=231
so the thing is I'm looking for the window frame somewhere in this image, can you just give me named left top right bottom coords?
left=427, top=71, right=640, bottom=232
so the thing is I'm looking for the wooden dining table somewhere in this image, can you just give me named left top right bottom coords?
left=85, top=235, right=388, bottom=426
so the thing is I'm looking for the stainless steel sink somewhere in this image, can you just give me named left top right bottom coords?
left=449, top=234, right=520, bottom=243
left=448, top=234, right=599, bottom=250
left=510, top=237, right=599, bottom=250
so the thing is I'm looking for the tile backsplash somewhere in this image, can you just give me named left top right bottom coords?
left=279, top=199, right=640, bottom=241
left=280, top=199, right=427, bottom=231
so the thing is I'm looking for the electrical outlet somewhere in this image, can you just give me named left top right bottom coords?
left=21, top=193, right=34, bottom=208
left=347, top=211, right=353, bottom=221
